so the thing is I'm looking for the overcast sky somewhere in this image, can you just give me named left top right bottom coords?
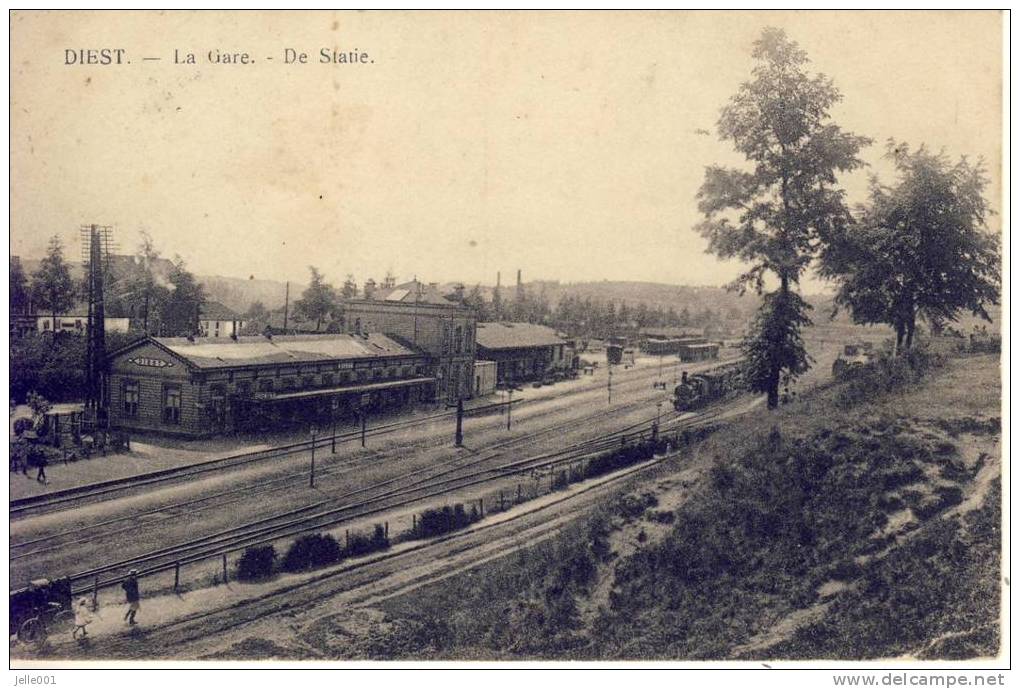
left=10, top=11, right=1003, bottom=291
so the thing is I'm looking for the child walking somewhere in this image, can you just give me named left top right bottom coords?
left=72, top=597, right=92, bottom=640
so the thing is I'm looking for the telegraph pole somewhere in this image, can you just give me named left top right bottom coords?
left=454, top=398, right=464, bottom=447
left=309, top=426, right=317, bottom=488
left=506, top=387, right=514, bottom=430
left=331, top=398, right=339, bottom=453
left=653, top=401, right=663, bottom=441
left=607, top=365, right=613, bottom=405
left=82, top=224, right=114, bottom=432
left=283, top=281, right=290, bottom=332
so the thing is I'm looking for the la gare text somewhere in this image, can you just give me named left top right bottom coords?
left=64, top=48, right=373, bottom=66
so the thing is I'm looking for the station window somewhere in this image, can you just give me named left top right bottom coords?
left=123, top=380, right=140, bottom=417
left=259, top=379, right=274, bottom=394
left=282, top=377, right=296, bottom=390
left=163, top=384, right=182, bottom=425
left=301, top=376, right=315, bottom=389
left=322, top=373, right=334, bottom=387
left=236, top=381, right=252, bottom=398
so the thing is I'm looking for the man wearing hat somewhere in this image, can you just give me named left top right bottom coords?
left=122, top=570, right=140, bottom=625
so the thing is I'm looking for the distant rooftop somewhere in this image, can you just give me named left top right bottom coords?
left=476, top=322, right=565, bottom=351
left=200, top=300, right=241, bottom=321
left=362, top=280, right=461, bottom=307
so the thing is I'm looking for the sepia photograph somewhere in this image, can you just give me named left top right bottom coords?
left=6, top=9, right=1008, bottom=675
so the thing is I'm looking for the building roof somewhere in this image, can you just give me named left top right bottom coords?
left=200, top=300, right=241, bottom=321
left=139, top=333, right=419, bottom=369
left=369, top=280, right=460, bottom=307
left=475, top=322, right=565, bottom=351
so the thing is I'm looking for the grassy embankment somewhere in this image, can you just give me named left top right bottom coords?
left=302, top=346, right=1003, bottom=660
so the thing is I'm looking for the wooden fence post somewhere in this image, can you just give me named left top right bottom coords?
left=222, top=553, right=228, bottom=584
left=516, top=483, right=522, bottom=503
left=499, top=491, right=505, bottom=510
left=346, top=529, right=350, bottom=549
left=384, top=521, right=389, bottom=539
left=92, top=575, right=98, bottom=610
left=174, top=562, right=180, bottom=593
left=412, top=514, right=417, bottom=535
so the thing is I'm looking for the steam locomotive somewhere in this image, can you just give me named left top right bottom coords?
left=673, top=361, right=744, bottom=412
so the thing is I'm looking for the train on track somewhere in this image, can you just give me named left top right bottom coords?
left=673, top=361, right=744, bottom=412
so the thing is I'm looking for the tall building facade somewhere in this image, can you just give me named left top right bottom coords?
left=345, top=280, right=477, bottom=403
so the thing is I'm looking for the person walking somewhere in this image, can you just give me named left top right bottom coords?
left=72, top=597, right=92, bottom=640
left=122, top=570, right=140, bottom=626
left=34, top=453, right=47, bottom=483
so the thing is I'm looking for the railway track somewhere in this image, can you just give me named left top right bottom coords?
left=25, top=445, right=680, bottom=661
left=10, top=358, right=688, bottom=519
left=11, top=382, right=675, bottom=562
left=61, top=403, right=730, bottom=597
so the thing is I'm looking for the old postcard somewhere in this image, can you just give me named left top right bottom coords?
left=7, top=9, right=1007, bottom=676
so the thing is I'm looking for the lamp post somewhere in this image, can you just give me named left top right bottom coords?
left=309, top=425, right=317, bottom=488
left=505, top=383, right=521, bottom=430
left=448, top=397, right=464, bottom=447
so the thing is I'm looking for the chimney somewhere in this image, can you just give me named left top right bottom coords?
left=516, top=269, right=522, bottom=288
left=496, top=271, right=501, bottom=288
left=364, top=278, right=377, bottom=300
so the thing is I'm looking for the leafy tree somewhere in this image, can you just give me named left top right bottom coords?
left=341, top=274, right=358, bottom=300
left=696, top=28, right=870, bottom=408
left=31, top=236, right=77, bottom=333
left=245, top=300, right=268, bottom=320
left=741, top=290, right=812, bottom=405
left=161, top=255, right=205, bottom=336
left=821, top=142, right=1001, bottom=351
left=10, top=257, right=30, bottom=316
left=463, top=284, right=491, bottom=320
left=295, top=266, right=337, bottom=331
left=492, top=283, right=503, bottom=320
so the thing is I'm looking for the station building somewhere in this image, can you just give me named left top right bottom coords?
left=106, top=333, right=434, bottom=437
left=475, top=322, right=570, bottom=386
left=344, top=280, right=477, bottom=404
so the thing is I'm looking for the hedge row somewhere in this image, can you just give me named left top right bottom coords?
left=235, top=526, right=390, bottom=581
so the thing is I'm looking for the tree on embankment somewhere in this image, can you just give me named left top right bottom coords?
left=820, top=141, right=1001, bottom=352
left=695, top=28, right=871, bottom=408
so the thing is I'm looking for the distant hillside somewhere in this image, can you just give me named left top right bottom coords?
left=196, top=275, right=302, bottom=315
